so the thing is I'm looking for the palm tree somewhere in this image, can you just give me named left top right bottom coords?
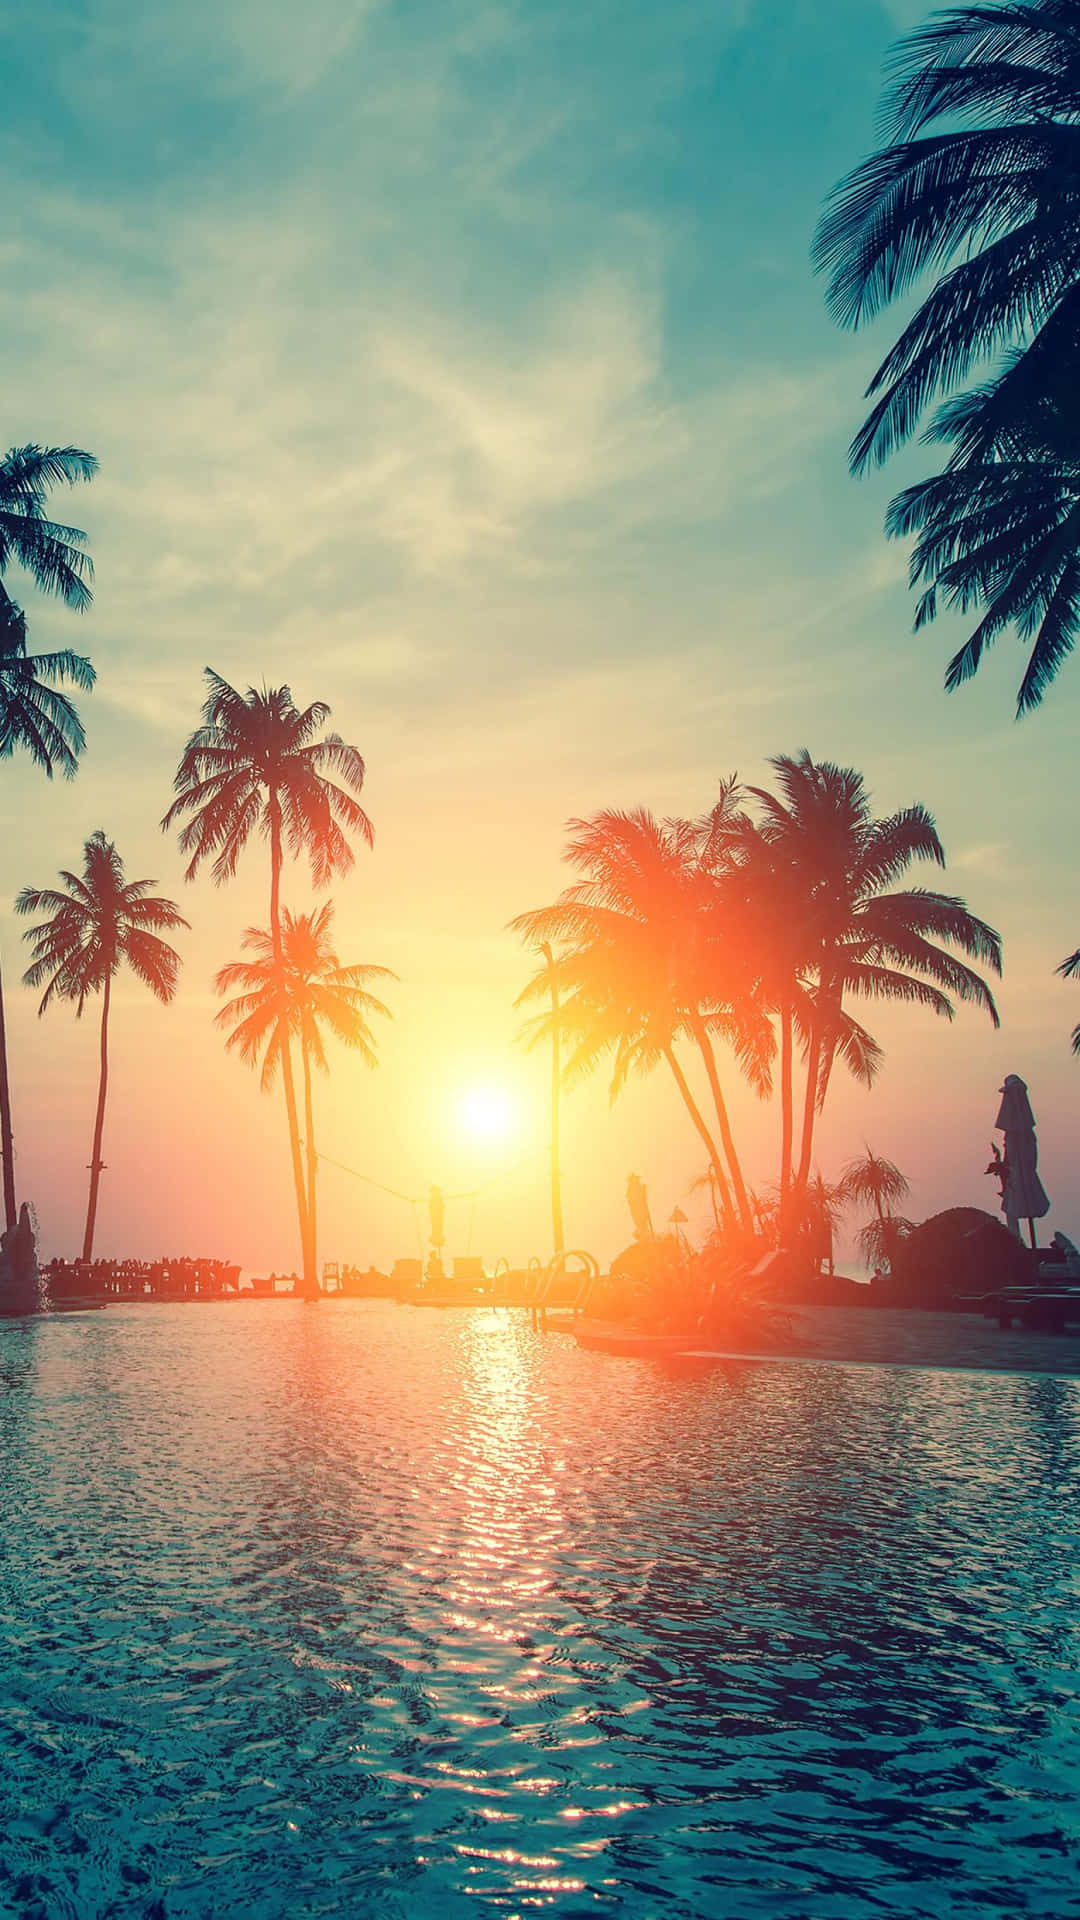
left=0, top=444, right=97, bottom=1233
left=0, top=598, right=95, bottom=777
left=747, top=753, right=1002, bottom=1190
left=838, top=1148, right=912, bottom=1273
left=215, top=904, right=393, bottom=1273
left=163, top=670, right=373, bottom=1294
left=16, top=833, right=187, bottom=1260
left=814, top=2, right=1080, bottom=709
left=518, top=933, right=739, bottom=1226
left=1058, top=946, right=1080, bottom=1055
left=512, top=806, right=774, bottom=1229
left=0, top=444, right=97, bottom=617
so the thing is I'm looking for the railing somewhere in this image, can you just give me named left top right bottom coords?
left=528, top=1250, right=601, bottom=1328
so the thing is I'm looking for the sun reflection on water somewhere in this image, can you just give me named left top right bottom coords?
left=4, top=1305, right=1080, bottom=1916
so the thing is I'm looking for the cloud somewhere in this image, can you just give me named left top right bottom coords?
left=5, top=183, right=843, bottom=635
left=951, top=843, right=1011, bottom=879
left=21, top=0, right=382, bottom=103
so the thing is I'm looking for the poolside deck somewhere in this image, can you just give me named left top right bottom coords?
left=577, top=1305, right=1080, bottom=1379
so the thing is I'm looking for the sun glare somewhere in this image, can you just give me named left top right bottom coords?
left=458, top=1084, right=516, bottom=1145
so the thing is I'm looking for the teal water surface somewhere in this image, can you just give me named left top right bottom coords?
left=1, top=1301, right=1079, bottom=1918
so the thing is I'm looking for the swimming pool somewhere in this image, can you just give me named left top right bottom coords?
left=2, top=1301, right=1078, bottom=1917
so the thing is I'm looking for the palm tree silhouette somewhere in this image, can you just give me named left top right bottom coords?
left=748, top=752, right=1001, bottom=1190
left=1057, top=946, right=1080, bottom=1055
left=215, top=904, right=393, bottom=1272
left=512, top=806, right=773, bottom=1230
left=838, top=1148, right=912, bottom=1273
left=814, top=3, right=1080, bottom=709
left=163, top=671, right=373, bottom=1295
left=16, top=832, right=187, bottom=1260
left=0, top=443, right=97, bottom=1232
left=0, top=444, right=97, bottom=618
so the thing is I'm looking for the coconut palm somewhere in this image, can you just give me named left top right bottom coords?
left=885, top=369, right=1080, bottom=714
left=748, top=753, right=1001, bottom=1189
left=720, top=805, right=860, bottom=1211
left=814, top=2, right=1080, bottom=708
left=512, top=805, right=774, bottom=1229
left=163, top=670, right=373, bottom=1294
left=16, top=832, right=187, bottom=1260
left=1058, top=945, right=1080, bottom=1054
left=518, top=934, right=739, bottom=1226
left=0, top=598, right=95, bottom=779
left=0, top=444, right=96, bottom=1234
left=0, top=444, right=96, bottom=616
left=0, top=598, right=97, bottom=1234
left=214, top=904, right=393, bottom=1275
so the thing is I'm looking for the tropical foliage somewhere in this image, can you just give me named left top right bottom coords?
left=0, top=444, right=97, bottom=618
left=164, top=670, right=373, bottom=1293
left=514, top=752, right=1001, bottom=1246
left=512, top=794, right=772, bottom=1235
left=0, top=597, right=95, bottom=780
left=1058, top=946, right=1080, bottom=1055
left=0, top=442, right=97, bottom=1234
left=814, top=1, right=1080, bottom=711
left=16, top=832, right=186, bottom=1259
left=215, top=904, right=394, bottom=1268
left=838, top=1148, right=913, bottom=1273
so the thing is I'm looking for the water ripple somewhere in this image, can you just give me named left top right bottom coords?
left=1, top=1304, right=1079, bottom=1916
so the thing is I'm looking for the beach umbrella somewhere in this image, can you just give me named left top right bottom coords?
left=994, top=1074, right=1050, bottom=1248
left=626, top=1173, right=653, bottom=1241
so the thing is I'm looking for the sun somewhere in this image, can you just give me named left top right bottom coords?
left=458, top=1083, right=516, bottom=1145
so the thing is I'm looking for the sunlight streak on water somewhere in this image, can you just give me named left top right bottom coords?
left=1, top=1302, right=1079, bottom=1916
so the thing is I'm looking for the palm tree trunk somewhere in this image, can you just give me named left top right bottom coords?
left=688, top=1016, right=751, bottom=1228
left=662, top=1044, right=734, bottom=1224
left=796, top=998, right=824, bottom=1190
left=541, top=943, right=565, bottom=1259
left=779, top=1001, right=793, bottom=1200
left=798, top=982, right=841, bottom=1187
left=82, top=970, right=111, bottom=1262
left=268, top=803, right=315, bottom=1293
left=301, top=1030, right=318, bottom=1289
left=0, top=946, right=17, bottom=1233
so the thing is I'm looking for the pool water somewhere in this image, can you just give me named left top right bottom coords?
left=2, top=1301, right=1079, bottom=1918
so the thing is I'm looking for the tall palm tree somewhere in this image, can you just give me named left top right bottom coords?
left=163, top=670, right=373, bottom=1294
left=814, top=1, right=1080, bottom=709
left=517, top=933, right=739, bottom=1225
left=512, top=806, right=774, bottom=1229
left=0, top=444, right=97, bottom=1233
left=215, top=904, right=393, bottom=1274
left=16, top=832, right=186, bottom=1260
left=717, top=807, right=824, bottom=1211
left=747, top=753, right=1002, bottom=1190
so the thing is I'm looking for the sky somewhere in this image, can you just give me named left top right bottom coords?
left=2, top=0, right=1076, bottom=1275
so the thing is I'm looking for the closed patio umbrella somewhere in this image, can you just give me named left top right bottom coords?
left=995, top=1074, right=1050, bottom=1248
